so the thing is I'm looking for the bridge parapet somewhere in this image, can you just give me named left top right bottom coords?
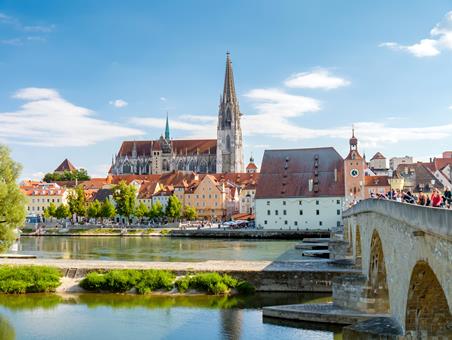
left=343, top=199, right=452, bottom=239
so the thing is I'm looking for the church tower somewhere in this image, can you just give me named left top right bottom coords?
left=344, top=128, right=365, bottom=205
left=216, top=52, right=244, bottom=173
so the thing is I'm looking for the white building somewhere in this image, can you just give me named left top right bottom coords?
left=255, top=148, right=345, bottom=230
left=389, top=156, right=413, bottom=171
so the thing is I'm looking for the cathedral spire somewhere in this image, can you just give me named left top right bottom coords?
left=165, top=112, right=170, bottom=140
left=223, top=51, right=237, bottom=104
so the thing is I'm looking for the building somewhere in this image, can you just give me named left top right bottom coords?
left=110, top=53, right=244, bottom=175
left=389, top=156, right=413, bottom=171
left=255, top=147, right=345, bottom=230
left=344, top=129, right=365, bottom=205
left=245, top=156, right=258, bottom=174
left=395, top=162, right=444, bottom=193
left=364, top=175, right=390, bottom=198
left=369, top=152, right=388, bottom=175
left=443, top=151, right=452, bottom=158
left=20, top=182, right=68, bottom=216
left=54, top=159, right=77, bottom=174
left=239, top=181, right=256, bottom=215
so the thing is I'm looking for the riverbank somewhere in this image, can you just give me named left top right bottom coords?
left=0, top=258, right=360, bottom=292
left=21, top=228, right=330, bottom=240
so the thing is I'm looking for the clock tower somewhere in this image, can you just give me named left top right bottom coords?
left=344, top=128, right=365, bottom=205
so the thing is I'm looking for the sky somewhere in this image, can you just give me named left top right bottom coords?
left=1, top=0, right=452, bottom=179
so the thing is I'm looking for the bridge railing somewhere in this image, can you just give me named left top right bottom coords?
left=343, top=199, right=452, bottom=239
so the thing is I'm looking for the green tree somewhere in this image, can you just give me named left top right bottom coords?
left=183, top=205, right=198, bottom=221
left=55, top=204, right=71, bottom=220
left=100, top=200, right=116, bottom=221
left=87, top=200, right=102, bottom=221
left=166, top=195, right=182, bottom=221
left=0, top=145, right=26, bottom=252
left=43, top=169, right=90, bottom=183
left=113, top=181, right=137, bottom=224
left=135, top=202, right=149, bottom=223
left=43, top=202, right=57, bottom=219
left=67, top=186, right=87, bottom=221
left=148, top=201, right=163, bottom=220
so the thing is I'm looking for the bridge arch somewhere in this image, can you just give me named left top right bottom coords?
left=355, top=224, right=362, bottom=265
left=367, top=230, right=389, bottom=313
left=405, top=261, right=452, bottom=337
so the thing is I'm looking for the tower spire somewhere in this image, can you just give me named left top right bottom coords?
left=165, top=112, right=170, bottom=140
left=223, top=51, right=237, bottom=104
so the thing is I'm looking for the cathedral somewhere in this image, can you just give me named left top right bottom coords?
left=110, top=53, right=244, bottom=175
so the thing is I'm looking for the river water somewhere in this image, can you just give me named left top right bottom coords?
left=0, top=293, right=341, bottom=340
left=15, top=237, right=301, bottom=262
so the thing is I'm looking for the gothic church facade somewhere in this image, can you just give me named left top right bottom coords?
left=110, top=53, right=244, bottom=175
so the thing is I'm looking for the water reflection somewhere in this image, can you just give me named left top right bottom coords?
left=0, top=293, right=340, bottom=339
left=16, top=237, right=300, bottom=262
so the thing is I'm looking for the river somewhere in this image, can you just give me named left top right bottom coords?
left=0, top=293, right=341, bottom=340
left=15, top=237, right=301, bottom=262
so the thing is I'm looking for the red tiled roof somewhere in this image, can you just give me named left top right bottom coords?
left=370, top=152, right=386, bottom=160
left=55, top=159, right=76, bottom=172
left=110, top=174, right=161, bottom=184
left=364, top=175, right=390, bottom=187
left=255, top=147, right=345, bottom=199
left=137, top=181, right=161, bottom=199
left=246, top=162, right=258, bottom=170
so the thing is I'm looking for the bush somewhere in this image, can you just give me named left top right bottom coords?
left=135, top=270, right=175, bottom=294
left=236, top=281, right=256, bottom=295
left=176, top=273, right=246, bottom=295
left=79, top=272, right=106, bottom=291
left=0, top=266, right=61, bottom=294
left=104, top=270, right=142, bottom=292
left=174, top=276, right=190, bottom=293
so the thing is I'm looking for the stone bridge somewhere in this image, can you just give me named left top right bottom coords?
left=341, top=199, right=452, bottom=337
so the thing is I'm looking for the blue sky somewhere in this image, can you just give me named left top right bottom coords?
left=1, top=0, right=452, bottom=179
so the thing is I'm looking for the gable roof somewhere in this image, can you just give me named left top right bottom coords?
left=370, top=152, right=386, bottom=160
left=255, top=147, right=345, bottom=199
left=364, top=175, right=390, bottom=187
left=55, top=159, right=76, bottom=172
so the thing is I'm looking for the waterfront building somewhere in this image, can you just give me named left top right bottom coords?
left=368, top=152, right=389, bottom=176
left=238, top=181, right=256, bottom=215
left=255, top=147, right=345, bottom=230
left=137, top=181, right=163, bottom=209
left=110, top=53, right=244, bottom=175
left=364, top=175, right=390, bottom=198
left=20, top=182, right=68, bottom=216
left=344, top=129, right=366, bottom=205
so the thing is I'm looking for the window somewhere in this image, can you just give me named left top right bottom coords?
left=264, top=220, right=267, bottom=225
left=316, top=209, right=320, bottom=215
left=319, top=221, right=323, bottom=226
left=275, top=210, right=279, bottom=215
left=337, top=221, right=341, bottom=227
left=298, top=201, right=302, bottom=205
left=284, top=220, right=288, bottom=225
left=337, top=209, right=341, bottom=215
left=282, top=201, right=286, bottom=205
left=337, top=200, right=340, bottom=204
left=267, top=210, right=270, bottom=215
left=316, top=200, right=319, bottom=205
left=294, top=221, right=298, bottom=226
left=283, top=210, right=287, bottom=215
left=266, top=201, right=270, bottom=206
left=299, top=210, right=303, bottom=215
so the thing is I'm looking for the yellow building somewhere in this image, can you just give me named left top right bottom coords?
left=21, top=181, right=68, bottom=216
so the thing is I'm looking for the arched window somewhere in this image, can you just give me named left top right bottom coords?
left=162, top=159, right=170, bottom=171
left=123, top=162, right=131, bottom=174
left=226, top=135, right=231, bottom=152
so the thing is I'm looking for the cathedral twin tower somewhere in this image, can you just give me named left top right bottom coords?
left=111, top=53, right=244, bottom=175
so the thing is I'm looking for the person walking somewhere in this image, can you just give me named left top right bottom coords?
left=430, top=188, right=443, bottom=208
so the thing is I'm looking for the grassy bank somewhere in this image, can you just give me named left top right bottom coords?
left=0, top=266, right=61, bottom=294
left=80, top=269, right=255, bottom=295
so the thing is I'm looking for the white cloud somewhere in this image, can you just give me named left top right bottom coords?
left=449, top=105, right=452, bottom=110
left=109, top=99, right=128, bottom=108
left=30, top=171, right=45, bottom=181
left=160, top=97, right=167, bottom=102
left=23, top=24, right=55, bottom=33
left=284, top=69, right=350, bottom=89
left=0, top=87, right=143, bottom=146
left=245, top=88, right=320, bottom=117
left=0, top=38, right=22, bottom=46
left=381, top=11, right=452, bottom=57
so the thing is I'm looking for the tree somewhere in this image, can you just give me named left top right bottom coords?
left=112, top=181, right=137, bottom=224
left=0, top=145, right=26, bottom=252
left=87, top=200, right=101, bottom=222
left=43, top=169, right=90, bottom=183
left=166, top=195, right=182, bottom=221
left=43, top=202, right=57, bottom=219
left=135, top=202, right=149, bottom=223
left=183, top=205, right=198, bottom=221
left=67, top=186, right=87, bottom=221
left=100, top=200, right=116, bottom=221
left=148, top=201, right=163, bottom=220
left=55, top=204, right=71, bottom=220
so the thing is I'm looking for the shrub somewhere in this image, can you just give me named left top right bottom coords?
left=174, top=276, right=190, bottom=293
left=0, top=266, right=61, bottom=294
left=79, top=272, right=106, bottom=291
left=104, top=270, right=142, bottom=292
left=176, top=273, right=246, bottom=295
left=135, top=270, right=175, bottom=294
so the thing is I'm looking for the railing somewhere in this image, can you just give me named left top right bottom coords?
left=343, top=199, right=452, bottom=239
